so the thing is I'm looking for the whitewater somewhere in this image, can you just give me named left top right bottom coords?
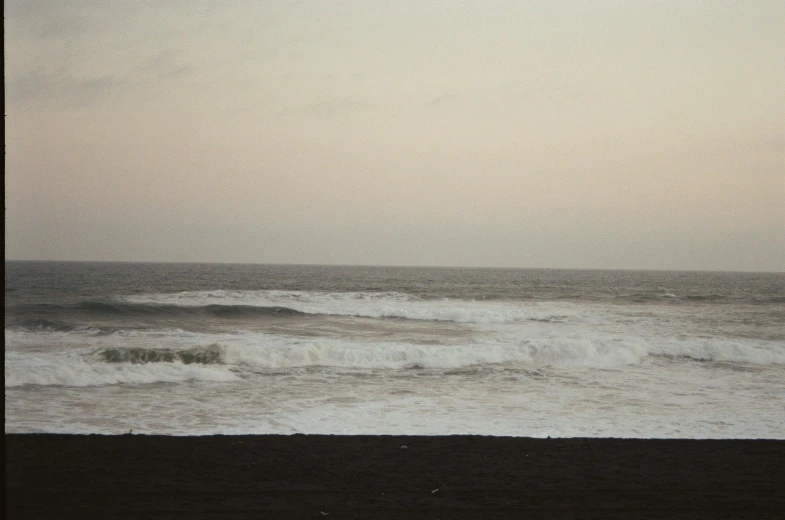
left=5, top=262, right=784, bottom=438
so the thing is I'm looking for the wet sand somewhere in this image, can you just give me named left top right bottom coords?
left=5, top=434, right=785, bottom=519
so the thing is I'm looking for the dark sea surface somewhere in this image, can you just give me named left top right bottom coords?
left=5, top=261, right=785, bottom=437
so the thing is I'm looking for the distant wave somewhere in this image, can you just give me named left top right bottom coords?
left=78, top=301, right=307, bottom=318
left=620, top=292, right=785, bottom=304
left=4, top=318, right=120, bottom=336
left=9, top=290, right=779, bottom=334
left=682, top=294, right=728, bottom=302
left=5, top=301, right=307, bottom=323
left=119, top=290, right=581, bottom=324
left=115, top=290, right=785, bottom=327
left=12, top=318, right=82, bottom=333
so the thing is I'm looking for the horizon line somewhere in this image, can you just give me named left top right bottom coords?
left=4, top=258, right=784, bottom=275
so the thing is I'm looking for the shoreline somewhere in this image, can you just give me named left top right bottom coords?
left=6, top=434, right=785, bottom=519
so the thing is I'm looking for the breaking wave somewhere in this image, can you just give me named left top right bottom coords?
left=4, top=350, right=237, bottom=388
left=7, top=326, right=783, bottom=388
left=120, top=290, right=579, bottom=324
left=96, top=344, right=223, bottom=365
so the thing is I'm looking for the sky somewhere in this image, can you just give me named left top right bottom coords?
left=5, top=1, right=785, bottom=271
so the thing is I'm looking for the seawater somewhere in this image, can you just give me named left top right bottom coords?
left=5, top=261, right=784, bottom=438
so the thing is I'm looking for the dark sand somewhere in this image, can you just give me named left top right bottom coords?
left=6, top=434, right=785, bottom=519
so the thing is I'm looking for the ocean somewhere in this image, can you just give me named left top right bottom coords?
left=5, top=261, right=784, bottom=438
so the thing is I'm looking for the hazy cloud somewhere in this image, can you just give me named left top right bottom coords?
left=5, top=1, right=785, bottom=270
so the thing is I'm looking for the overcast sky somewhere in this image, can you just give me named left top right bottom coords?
left=5, top=1, right=785, bottom=271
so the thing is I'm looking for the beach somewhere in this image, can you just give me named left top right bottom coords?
left=6, top=434, right=785, bottom=519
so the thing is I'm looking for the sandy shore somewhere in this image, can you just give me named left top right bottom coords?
left=6, top=434, right=784, bottom=519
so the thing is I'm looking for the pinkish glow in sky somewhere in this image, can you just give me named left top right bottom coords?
left=5, top=1, right=784, bottom=270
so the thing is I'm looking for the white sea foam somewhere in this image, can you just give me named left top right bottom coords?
left=6, top=319, right=784, bottom=389
left=7, top=356, right=784, bottom=438
left=3, top=332, right=642, bottom=387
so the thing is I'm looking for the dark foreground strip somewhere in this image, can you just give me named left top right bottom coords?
left=6, top=434, right=785, bottom=519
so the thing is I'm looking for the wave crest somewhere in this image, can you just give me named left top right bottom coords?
left=121, top=290, right=576, bottom=324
